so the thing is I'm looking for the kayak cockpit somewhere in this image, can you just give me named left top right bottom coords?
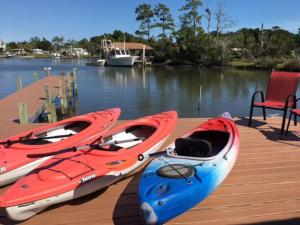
left=174, top=131, right=230, bottom=158
left=27, top=121, right=91, bottom=145
left=97, top=125, right=156, bottom=151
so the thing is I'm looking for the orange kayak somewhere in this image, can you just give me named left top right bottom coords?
left=0, top=111, right=177, bottom=221
left=0, top=108, right=121, bottom=186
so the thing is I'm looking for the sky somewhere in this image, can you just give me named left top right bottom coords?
left=1, top=0, right=300, bottom=42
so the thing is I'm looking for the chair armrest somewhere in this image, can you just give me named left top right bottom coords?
left=285, top=94, right=297, bottom=109
left=251, top=91, right=265, bottom=105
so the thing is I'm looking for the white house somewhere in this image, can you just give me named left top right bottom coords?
left=32, top=49, right=44, bottom=54
left=0, top=39, right=6, bottom=52
left=71, top=48, right=89, bottom=57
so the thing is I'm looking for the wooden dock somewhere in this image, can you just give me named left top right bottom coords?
left=0, top=116, right=299, bottom=225
left=0, top=76, right=62, bottom=138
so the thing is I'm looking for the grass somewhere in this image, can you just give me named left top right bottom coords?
left=227, top=58, right=300, bottom=71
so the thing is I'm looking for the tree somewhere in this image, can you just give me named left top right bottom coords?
left=153, top=3, right=175, bottom=38
left=64, top=39, right=77, bottom=49
left=263, top=27, right=296, bottom=58
left=135, top=4, right=154, bottom=40
left=52, top=36, right=64, bottom=51
left=296, top=28, right=300, bottom=48
left=215, top=0, right=235, bottom=39
left=6, top=42, right=18, bottom=51
left=38, top=38, right=52, bottom=51
left=204, top=6, right=212, bottom=37
left=179, top=0, right=202, bottom=37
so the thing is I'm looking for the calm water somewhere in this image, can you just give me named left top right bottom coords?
left=1, top=58, right=298, bottom=119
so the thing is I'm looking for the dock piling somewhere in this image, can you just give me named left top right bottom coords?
left=48, top=103, right=57, bottom=123
left=33, top=72, right=39, bottom=81
left=18, top=102, right=29, bottom=124
left=66, top=75, right=73, bottom=98
left=197, top=85, right=202, bottom=111
left=59, top=77, right=67, bottom=114
left=44, top=67, right=51, bottom=76
left=17, top=77, right=22, bottom=90
left=44, top=84, right=51, bottom=108
left=72, top=68, right=78, bottom=96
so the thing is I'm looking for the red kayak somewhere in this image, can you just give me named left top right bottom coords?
left=0, top=111, right=177, bottom=221
left=0, top=108, right=121, bottom=186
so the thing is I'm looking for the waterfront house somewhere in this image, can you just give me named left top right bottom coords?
left=32, top=49, right=44, bottom=55
left=0, top=39, right=6, bottom=52
left=60, top=48, right=89, bottom=58
left=71, top=48, right=89, bottom=57
left=12, top=48, right=28, bottom=55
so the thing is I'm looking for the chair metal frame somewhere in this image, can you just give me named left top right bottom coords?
left=285, top=98, right=300, bottom=135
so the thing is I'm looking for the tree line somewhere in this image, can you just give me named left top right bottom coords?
left=5, top=0, right=300, bottom=67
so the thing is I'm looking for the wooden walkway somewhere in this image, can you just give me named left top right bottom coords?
left=0, top=117, right=300, bottom=225
left=0, top=76, right=61, bottom=139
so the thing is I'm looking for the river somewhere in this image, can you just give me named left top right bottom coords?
left=1, top=58, right=294, bottom=119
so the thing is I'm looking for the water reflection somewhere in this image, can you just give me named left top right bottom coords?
left=1, top=58, right=297, bottom=119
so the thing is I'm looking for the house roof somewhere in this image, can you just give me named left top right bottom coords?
left=113, top=42, right=153, bottom=50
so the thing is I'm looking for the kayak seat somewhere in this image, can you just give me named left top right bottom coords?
left=189, top=131, right=229, bottom=156
left=64, top=121, right=90, bottom=133
left=175, top=138, right=212, bottom=157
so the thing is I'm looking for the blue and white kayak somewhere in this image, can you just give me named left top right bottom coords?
left=138, top=113, right=239, bottom=224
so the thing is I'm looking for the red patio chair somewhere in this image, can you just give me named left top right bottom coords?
left=248, top=71, right=300, bottom=133
left=285, top=98, right=300, bottom=135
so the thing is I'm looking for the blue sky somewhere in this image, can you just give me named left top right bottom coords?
left=1, top=0, right=300, bottom=42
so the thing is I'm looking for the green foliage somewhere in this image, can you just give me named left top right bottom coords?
left=3, top=0, right=299, bottom=68
left=135, top=4, right=154, bottom=40
left=6, top=42, right=18, bottom=51
left=153, top=3, right=175, bottom=38
left=253, top=57, right=282, bottom=69
left=152, top=38, right=176, bottom=62
left=52, top=36, right=64, bottom=51
left=179, top=0, right=202, bottom=37
left=280, top=58, right=300, bottom=71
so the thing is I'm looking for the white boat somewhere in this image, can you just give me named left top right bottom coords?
left=86, top=59, right=105, bottom=66
left=101, top=39, right=138, bottom=67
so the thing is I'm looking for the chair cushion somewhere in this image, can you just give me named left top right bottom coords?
left=254, top=101, right=286, bottom=109
left=291, top=109, right=300, bottom=116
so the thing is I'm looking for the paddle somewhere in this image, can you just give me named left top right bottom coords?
left=0, top=133, right=73, bottom=146
left=138, top=150, right=167, bottom=161
left=27, top=137, right=146, bottom=158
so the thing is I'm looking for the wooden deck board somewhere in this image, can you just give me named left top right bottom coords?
left=0, top=117, right=300, bottom=225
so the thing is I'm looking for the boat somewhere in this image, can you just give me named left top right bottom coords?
left=86, top=59, right=105, bottom=66
left=0, top=111, right=178, bottom=221
left=138, top=112, right=239, bottom=225
left=0, top=108, right=121, bottom=187
left=100, top=39, right=138, bottom=66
